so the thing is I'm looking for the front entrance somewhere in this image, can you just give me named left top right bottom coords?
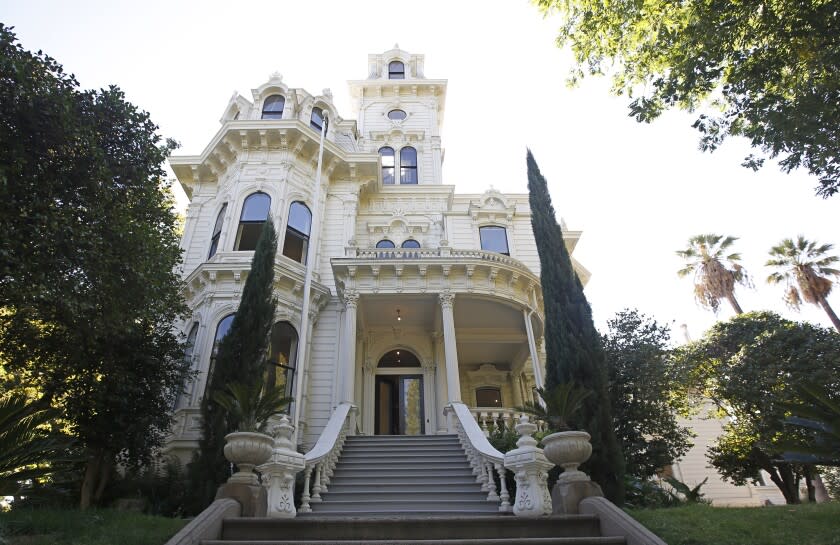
left=375, top=375, right=425, bottom=435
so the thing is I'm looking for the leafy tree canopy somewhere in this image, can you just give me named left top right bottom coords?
left=674, top=311, right=840, bottom=503
left=0, top=24, right=186, bottom=508
left=535, top=0, right=840, bottom=197
left=602, top=309, right=693, bottom=480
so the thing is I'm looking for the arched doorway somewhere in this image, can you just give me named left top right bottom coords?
left=375, top=349, right=424, bottom=435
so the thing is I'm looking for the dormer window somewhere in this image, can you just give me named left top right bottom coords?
left=261, top=95, right=285, bottom=120
left=311, top=107, right=326, bottom=132
left=379, top=147, right=395, bottom=185
left=388, top=109, right=407, bottom=120
left=388, top=61, right=405, bottom=79
left=479, top=226, right=509, bottom=256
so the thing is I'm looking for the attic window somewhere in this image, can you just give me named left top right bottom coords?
left=388, top=61, right=405, bottom=79
left=388, top=109, right=407, bottom=120
left=261, top=95, right=285, bottom=120
left=311, top=107, right=326, bottom=132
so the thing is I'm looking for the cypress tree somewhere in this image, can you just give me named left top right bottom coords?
left=526, top=150, right=625, bottom=503
left=188, top=218, right=278, bottom=510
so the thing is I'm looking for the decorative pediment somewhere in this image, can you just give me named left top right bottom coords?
left=468, top=188, right=516, bottom=223
left=369, top=129, right=425, bottom=146
left=220, top=92, right=253, bottom=123
left=251, top=73, right=291, bottom=104
left=467, top=363, right=509, bottom=384
left=366, top=212, right=430, bottom=236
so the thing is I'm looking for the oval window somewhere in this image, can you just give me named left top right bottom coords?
left=388, top=109, right=407, bottom=121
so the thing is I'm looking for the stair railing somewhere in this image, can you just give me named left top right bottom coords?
left=445, top=401, right=512, bottom=512
left=298, top=402, right=357, bottom=513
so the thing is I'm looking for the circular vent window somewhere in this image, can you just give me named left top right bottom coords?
left=387, top=109, right=407, bottom=120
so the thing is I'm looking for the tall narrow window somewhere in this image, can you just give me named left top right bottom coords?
left=261, top=95, right=285, bottom=119
left=479, top=226, right=509, bottom=256
left=208, top=203, right=227, bottom=259
left=400, top=147, right=418, bottom=184
left=388, top=61, right=405, bottom=79
left=282, top=201, right=312, bottom=264
left=235, top=192, right=271, bottom=251
left=310, top=107, right=326, bottom=132
left=376, top=239, right=395, bottom=249
left=174, top=322, right=200, bottom=410
left=205, top=314, right=234, bottom=399
left=266, top=321, right=298, bottom=399
left=379, top=147, right=395, bottom=184
left=401, top=239, right=420, bottom=249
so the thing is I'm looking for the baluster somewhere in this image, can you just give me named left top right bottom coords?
left=311, top=463, right=322, bottom=502
left=480, top=412, right=490, bottom=436
left=299, top=465, right=313, bottom=513
left=495, top=463, right=511, bottom=512
left=485, top=461, right=499, bottom=501
left=321, top=459, right=330, bottom=492
left=502, top=412, right=512, bottom=432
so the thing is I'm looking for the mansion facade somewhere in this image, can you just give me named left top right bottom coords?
left=164, top=47, right=782, bottom=507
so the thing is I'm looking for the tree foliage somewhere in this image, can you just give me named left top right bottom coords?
left=535, top=0, right=840, bottom=197
left=188, top=219, right=278, bottom=511
left=602, top=309, right=693, bottom=480
left=673, top=311, right=840, bottom=503
left=0, top=24, right=186, bottom=508
left=526, top=149, right=625, bottom=503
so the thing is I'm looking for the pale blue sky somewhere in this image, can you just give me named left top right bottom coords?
left=4, top=0, right=837, bottom=340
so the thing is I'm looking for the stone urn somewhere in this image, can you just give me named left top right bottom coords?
left=224, top=431, right=275, bottom=485
left=541, top=430, right=593, bottom=483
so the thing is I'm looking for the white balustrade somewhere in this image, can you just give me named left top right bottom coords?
left=469, top=407, right=546, bottom=436
left=347, top=246, right=529, bottom=269
left=445, top=402, right=512, bottom=513
left=298, top=402, right=357, bottom=513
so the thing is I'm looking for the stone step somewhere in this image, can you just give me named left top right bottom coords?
left=328, top=474, right=479, bottom=485
left=340, top=447, right=465, bottom=456
left=336, top=454, right=469, bottom=464
left=206, top=538, right=626, bottom=545
left=308, top=499, right=501, bottom=513
left=220, top=516, right=605, bottom=541
left=319, top=491, right=490, bottom=502
left=335, top=460, right=471, bottom=469
left=326, top=482, right=484, bottom=493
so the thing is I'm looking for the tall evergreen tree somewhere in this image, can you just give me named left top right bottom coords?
left=188, top=218, right=278, bottom=510
left=526, top=150, right=625, bottom=503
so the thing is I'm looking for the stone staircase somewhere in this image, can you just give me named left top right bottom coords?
left=199, top=435, right=629, bottom=545
left=305, top=434, right=499, bottom=516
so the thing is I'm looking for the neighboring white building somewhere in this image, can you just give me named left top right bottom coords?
left=164, top=46, right=782, bottom=506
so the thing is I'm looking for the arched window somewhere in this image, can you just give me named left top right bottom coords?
left=310, top=107, right=326, bottom=132
left=401, top=239, right=420, bottom=249
left=208, top=203, right=227, bottom=259
left=376, top=239, right=395, bottom=249
left=205, top=314, right=234, bottom=398
left=266, top=321, right=298, bottom=399
left=388, top=61, right=405, bottom=79
left=400, top=147, right=418, bottom=184
left=479, top=226, right=509, bottom=256
left=282, top=201, right=312, bottom=264
left=379, top=147, right=395, bottom=185
left=476, top=387, right=503, bottom=408
left=378, top=349, right=420, bottom=368
left=235, top=192, right=271, bottom=251
left=388, top=109, right=407, bottom=120
left=174, top=322, right=200, bottom=410
left=261, top=95, right=285, bottom=120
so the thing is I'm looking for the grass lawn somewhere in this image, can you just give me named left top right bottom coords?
left=0, top=508, right=187, bottom=545
left=627, top=502, right=840, bottom=545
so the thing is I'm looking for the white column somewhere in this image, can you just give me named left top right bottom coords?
left=432, top=331, right=448, bottom=434
left=341, top=290, right=359, bottom=404
left=511, top=372, right=524, bottom=407
left=439, top=291, right=461, bottom=403
left=523, top=309, right=543, bottom=390
left=362, top=358, right=375, bottom=434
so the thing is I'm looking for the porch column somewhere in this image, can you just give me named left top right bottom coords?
left=341, top=290, right=359, bottom=404
left=432, top=331, right=448, bottom=434
left=439, top=291, right=462, bottom=403
left=523, top=309, right=544, bottom=390
left=511, top=372, right=524, bottom=407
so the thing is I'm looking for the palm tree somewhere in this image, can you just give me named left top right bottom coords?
left=677, top=234, right=750, bottom=314
left=766, top=236, right=840, bottom=333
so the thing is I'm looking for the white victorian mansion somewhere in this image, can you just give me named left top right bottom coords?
left=165, top=46, right=583, bottom=460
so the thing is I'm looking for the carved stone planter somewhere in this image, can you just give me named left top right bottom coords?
left=542, top=430, right=592, bottom=483
left=224, top=431, right=275, bottom=485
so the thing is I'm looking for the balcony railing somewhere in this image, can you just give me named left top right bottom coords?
left=470, top=407, right=547, bottom=436
left=347, top=246, right=528, bottom=268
